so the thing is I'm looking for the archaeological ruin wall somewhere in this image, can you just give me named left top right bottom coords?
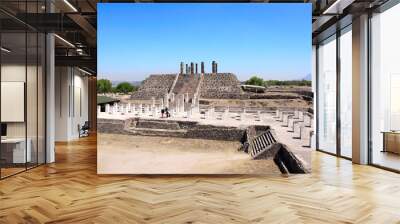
left=130, top=74, right=176, bottom=100
left=199, top=73, right=243, bottom=99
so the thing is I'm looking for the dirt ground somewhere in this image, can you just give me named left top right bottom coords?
left=97, top=133, right=282, bottom=175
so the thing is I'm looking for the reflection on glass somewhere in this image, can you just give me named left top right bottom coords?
left=1, top=32, right=27, bottom=177
left=27, top=31, right=38, bottom=169
left=318, top=35, right=337, bottom=154
left=38, top=33, right=46, bottom=165
left=0, top=1, right=47, bottom=179
left=340, top=27, right=352, bottom=158
left=371, top=3, right=400, bottom=170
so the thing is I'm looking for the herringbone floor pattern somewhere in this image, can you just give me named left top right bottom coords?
left=1, top=135, right=400, bottom=223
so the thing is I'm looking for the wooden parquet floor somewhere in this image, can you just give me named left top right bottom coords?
left=1, top=135, right=400, bottom=223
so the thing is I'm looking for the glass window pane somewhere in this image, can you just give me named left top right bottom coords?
left=38, top=33, right=45, bottom=165
left=371, top=3, right=400, bottom=170
left=1, top=31, right=27, bottom=177
left=27, top=31, right=38, bottom=169
left=340, top=27, right=352, bottom=158
left=318, top=35, right=337, bottom=154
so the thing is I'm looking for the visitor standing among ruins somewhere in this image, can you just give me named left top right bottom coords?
left=165, top=107, right=170, bottom=118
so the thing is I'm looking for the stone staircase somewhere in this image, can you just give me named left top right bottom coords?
left=172, top=74, right=201, bottom=100
left=249, top=130, right=278, bottom=159
left=243, top=128, right=309, bottom=174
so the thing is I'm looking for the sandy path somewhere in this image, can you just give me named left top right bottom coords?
left=97, top=134, right=281, bottom=175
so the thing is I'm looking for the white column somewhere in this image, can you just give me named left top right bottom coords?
left=46, top=31, right=56, bottom=163
left=113, top=104, right=118, bottom=114
left=138, top=104, right=142, bottom=115
left=164, top=93, right=169, bottom=108
left=122, top=104, right=127, bottom=115
left=106, top=104, right=111, bottom=114
left=180, top=94, right=185, bottom=112
left=131, top=103, right=136, bottom=113
left=186, top=109, right=191, bottom=119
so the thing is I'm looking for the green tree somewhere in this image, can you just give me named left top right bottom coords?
left=264, top=79, right=311, bottom=87
left=115, top=82, right=134, bottom=94
left=97, top=79, right=112, bottom=93
left=245, top=76, right=264, bottom=86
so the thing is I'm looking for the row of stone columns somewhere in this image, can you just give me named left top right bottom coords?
left=179, top=61, right=209, bottom=74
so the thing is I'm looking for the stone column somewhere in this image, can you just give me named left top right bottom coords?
left=176, top=99, right=180, bottom=114
left=180, top=94, right=185, bottom=112
left=132, top=104, right=136, bottom=113
left=138, top=104, right=143, bottom=115
left=164, top=93, right=169, bottom=108
left=185, top=64, right=188, bottom=74
left=190, top=62, right=194, bottom=74
left=215, top=62, right=218, bottom=73
left=186, top=93, right=189, bottom=102
left=201, top=62, right=205, bottom=73
left=124, top=104, right=129, bottom=115
left=129, top=103, right=133, bottom=113
left=212, top=61, right=215, bottom=73
left=195, top=63, right=198, bottom=74
left=152, top=97, right=156, bottom=108
left=113, top=104, right=118, bottom=114
left=105, top=104, right=110, bottom=114
left=120, top=104, right=124, bottom=115
left=187, top=109, right=191, bottom=119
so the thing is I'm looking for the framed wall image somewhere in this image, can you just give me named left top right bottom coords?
left=97, top=3, right=312, bottom=175
left=1, top=81, right=25, bottom=123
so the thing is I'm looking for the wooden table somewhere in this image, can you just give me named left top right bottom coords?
left=1, top=138, right=32, bottom=163
left=382, top=131, right=400, bottom=154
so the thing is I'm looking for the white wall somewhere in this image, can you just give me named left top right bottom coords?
left=55, top=67, right=89, bottom=141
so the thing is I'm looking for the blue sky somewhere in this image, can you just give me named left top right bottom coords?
left=98, top=3, right=311, bottom=81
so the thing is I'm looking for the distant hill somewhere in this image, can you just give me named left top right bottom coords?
left=112, top=81, right=142, bottom=87
left=302, top=74, right=312, bottom=81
